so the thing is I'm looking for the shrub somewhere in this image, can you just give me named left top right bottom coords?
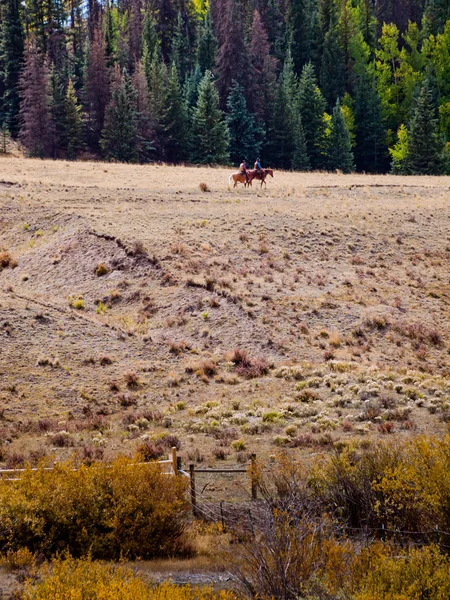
left=230, top=349, right=269, bottom=379
left=22, top=556, right=235, bottom=600
left=68, top=296, right=84, bottom=310
left=199, top=182, right=210, bottom=192
left=0, top=458, right=189, bottom=559
left=0, top=248, right=17, bottom=271
left=95, top=262, right=109, bottom=276
left=352, top=544, right=450, bottom=600
left=136, top=441, right=165, bottom=461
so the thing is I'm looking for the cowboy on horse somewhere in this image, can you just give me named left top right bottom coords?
left=254, top=158, right=264, bottom=179
left=239, top=160, right=248, bottom=184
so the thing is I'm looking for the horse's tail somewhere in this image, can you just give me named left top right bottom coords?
left=228, top=174, right=233, bottom=190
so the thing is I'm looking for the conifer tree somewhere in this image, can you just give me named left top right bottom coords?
left=288, top=0, right=315, bottom=74
left=298, top=62, right=326, bottom=169
left=191, top=70, right=229, bottom=164
left=249, top=10, right=277, bottom=122
left=49, top=65, right=66, bottom=157
left=197, top=10, right=217, bottom=74
left=327, top=99, right=354, bottom=172
left=404, top=80, right=447, bottom=174
left=292, top=115, right=310, bottom=170
left=226, top=80, right=264, bottom=166
left=64, top=78, right=83, bottom=159
left=18, top=41, right=53, bottom=157
left=161, top=64, right=189, bottom=163
left=184, top=63, right=203, bottom=112
left=265, top=51, right=297, bottom=169
left=354, top=70, right=387, bottom=172
left=320, top=25, right=345, bottom=108
left=85, top=27, right=110, bottom=151
left=146, top=49, right=168, bottom=159
left=171, top=12, right=190, bottom=80
left=215, top=0, right=251, bottom=108
left=128, top=0, right=143, bottom=67
left=142, top=9, right=160, bottom=66
left=132, top=61, right=155, bottom=162
left=0, top=0, right=24, bottom=137
left=101, top=68, right=138, bottom=162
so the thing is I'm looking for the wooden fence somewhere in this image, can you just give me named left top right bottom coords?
left=0, top=447, right=180, bottom=480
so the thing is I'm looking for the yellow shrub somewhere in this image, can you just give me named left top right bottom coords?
left=22, top=556, right=238, bottom=600
left=0, top=458, right=189, bottom=559
left=352, top=544, right=450, bottom=600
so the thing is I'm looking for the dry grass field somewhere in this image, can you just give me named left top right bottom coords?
left=1, top=156, right=450, bottom=474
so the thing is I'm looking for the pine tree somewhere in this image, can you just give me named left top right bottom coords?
left=249, top=10, right=277, bottom=122
left=101, top=68, right=138, bottom=162
left=320, top=25, right=345, bottom=108
left=404, top=80, right=447, bottom=174
left=265, top=51, right=297, bottom=169
left=354, top=70, right=387, bottom=172
left=215, top=0, right=251, bottom=108
left=191, top=70, right=229, bottom=164
left=292, top=115, right=310, bottom=170
left=298, top=62, right=326, bottom=169
left=85, top=27, right=110, bottom=151
left=132, top=62, right=155, bottom=162
left=327, top=99, right=354, bottom=172
left=49, top=64, right=66, bottom=157
left=161, top=64, right=189, bottom=163
left=146, top=49, right=168, bottom=159
left=197, top=10, right=217, bottom=73
left=226, top=80, right=264, bottom=165
left=288, top=0, right=315, bottom=74
left=128, top=0, right=143, bottom=67
left=0, top=0, right=24, bottom=137
left=171, top=12, right=190, bottom=80
left=184, top=63, right=203, bottom=112
left=18, top=40, right=53, bottom=157
left=64, top=78, right=84, bottom=159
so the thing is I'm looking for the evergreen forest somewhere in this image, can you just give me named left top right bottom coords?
left=1, top=0, right=450, bottom=173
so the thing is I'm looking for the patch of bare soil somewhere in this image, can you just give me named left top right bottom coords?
left=1, top=159, right=450, bottom=479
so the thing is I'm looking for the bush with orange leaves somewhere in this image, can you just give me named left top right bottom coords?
left=0, top=458, right=189, bottom=559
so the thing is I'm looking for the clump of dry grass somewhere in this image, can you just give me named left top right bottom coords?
left=199, top=182, right=210, bottom=192
left=124, top=371, right=140, bottom=388
left=0, top=247, right=17, bottom=271
left=230, top=349, right=269, bottom=379
left=95, top=262, right=109, bottom=276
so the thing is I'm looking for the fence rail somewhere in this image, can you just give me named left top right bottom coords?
left=0, top=447, right=179, bottom=480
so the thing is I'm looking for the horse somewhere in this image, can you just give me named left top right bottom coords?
left=247, top=168, right=274, bottom=188
left=228, top=170, right=260, bottom=188
left=228, top=168, right=274, bottom=189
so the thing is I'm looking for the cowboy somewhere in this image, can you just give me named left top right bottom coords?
left=254, top=158, right=263, bottom=179
left=239, top=159, right=248, bottom=184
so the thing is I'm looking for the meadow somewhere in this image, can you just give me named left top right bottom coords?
left=1, top=158, right=450, bottom=469
left=2, top=158, right=450, bottom=596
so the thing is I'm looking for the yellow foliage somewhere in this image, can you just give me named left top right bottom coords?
left=352, top=544, right=450, bottom=600
left=0, top=458, right=189, bottom=559
left=22, top=556, right=238, bottom=600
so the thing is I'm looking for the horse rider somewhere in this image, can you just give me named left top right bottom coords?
left=239, top=159, right=248, bottom=184
left=254, top=158, right=264, bottom=179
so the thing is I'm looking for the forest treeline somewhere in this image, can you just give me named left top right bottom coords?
left=1, top=0, right=450, bottom=173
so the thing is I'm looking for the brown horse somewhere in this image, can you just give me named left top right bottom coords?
left=228, top=168, right=274, bottom=189
left=247, top=168, right=274, bottom=188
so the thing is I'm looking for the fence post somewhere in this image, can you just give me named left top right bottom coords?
left=171, top=447, right=178, bottom=475
left=189, top=463, right=197, bottom=517
left=250, top=453, right=257, bottom=500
